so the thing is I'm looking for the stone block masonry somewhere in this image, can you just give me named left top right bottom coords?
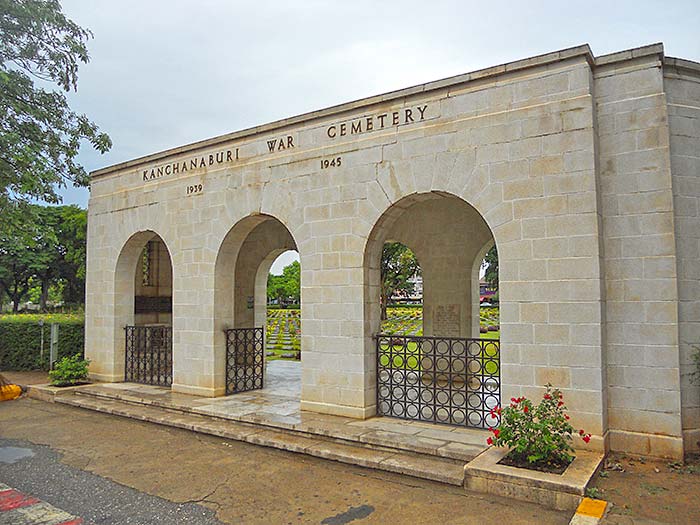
left=85, top=43, right=700, bottom=459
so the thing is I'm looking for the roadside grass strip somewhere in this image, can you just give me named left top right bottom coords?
left=569, top=497, right=607, bottom=525
left=0, top=483, right=82, bottom=525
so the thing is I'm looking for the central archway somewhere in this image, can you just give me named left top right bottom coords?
left=364, top=191, right=500, bottom=428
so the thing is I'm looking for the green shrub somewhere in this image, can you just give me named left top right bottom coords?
left=486, top=384, right=590, bottom=468
left=0, top=314, right=84, bottom=370
left=49, top=354, right=90, bottom=386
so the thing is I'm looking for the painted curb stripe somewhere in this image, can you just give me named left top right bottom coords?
left=6, top=502, right=82, bottom=525
left=0, top=489, right=40, bottom=511
left=577, top=498, right=607, bottom=518
left=0, top=485, right=82, bottom=525
left=569, top=497, right=608, bottom=525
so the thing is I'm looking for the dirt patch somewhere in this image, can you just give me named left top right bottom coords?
left=498, top=450, right=571, bottom=475
left=0, top=370, right=49, bottom=386
left=591, top=453, right=700, bottom=524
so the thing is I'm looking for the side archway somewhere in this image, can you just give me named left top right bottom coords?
left=112, top=231, right=174, bottom=385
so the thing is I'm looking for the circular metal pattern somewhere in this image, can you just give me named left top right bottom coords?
left=124, top=326, right=173, bottom=387
left=405, top=403, right=420, bottom=418
left=468, top=411, right=484, bottom=427
left=420, top=406, right=434, bottom=420
left=405, top=386, right=420, bottom=402
left=435, top=357, right=450, bottom=372
left=376, top=333, right=500, bottom=430
left=452, top=391, right=466, bottom=406
left=452, top=409, right=467, bottom=425
left=451, top=358, right=466, bottom=373
left=435, top=339, right=449, bottom=355
left=467, top=392, right=482, bottom=408
left=435, top=407, right=450, bottom=423
left=468, top=358, right=482, bottom=374
left=223, top=327, right=264, bottom=394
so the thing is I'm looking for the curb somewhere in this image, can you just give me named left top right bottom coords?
left=0, top=482, right=82, bottom=525
left=569, top=498, right=607, bottom=525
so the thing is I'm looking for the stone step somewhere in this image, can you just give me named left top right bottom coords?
left=71, top=388, right=484, bottom=463
left=56, top=393, right=467, bottom=486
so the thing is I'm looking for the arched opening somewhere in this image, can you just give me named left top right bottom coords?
left=365, top=192, right=500, bottom=428
left=379, top=242, right=423, bottom=336
left=214, top=215, right=301, bottom=397
left=473, top=242, right=500, bottom=340
left=264, top=250, right=301, bottom=360
left=114, top=231, right=174, bottom=386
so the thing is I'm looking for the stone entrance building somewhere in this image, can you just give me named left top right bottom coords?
left=85, top=43, right=700, bottom=459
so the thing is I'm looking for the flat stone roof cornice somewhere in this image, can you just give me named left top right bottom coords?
left=91, top=42, right=678, bottom=179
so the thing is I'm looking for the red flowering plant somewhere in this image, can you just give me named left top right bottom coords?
left=486, top=384, right=591, bottom=473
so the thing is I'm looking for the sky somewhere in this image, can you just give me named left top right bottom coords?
left=56, top=0, right=700, bottom=272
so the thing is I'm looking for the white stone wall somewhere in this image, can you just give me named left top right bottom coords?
left=85, top=44, right=699, bottom=458
left=595, top=48, right=683, bottom=457
left=665, top=59, right=700, bottom=453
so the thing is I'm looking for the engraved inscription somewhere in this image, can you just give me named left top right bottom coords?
left=326, top=104, right=428, bottom=139
left=266, top=135, right=294, bottom=152
left=435, top=304, right=461, bottom=337
left=186, top=183, right=203, bottom=196
left=143, top=148, right=238, bottom=182
left=320, top=156, right=341, bottom=169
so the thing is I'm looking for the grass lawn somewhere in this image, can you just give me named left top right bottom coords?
left=261, top=306, right=499, bottom=362
left=380, top=306, right=500, bottom=339
left=0, top=312, right=84, bottom=323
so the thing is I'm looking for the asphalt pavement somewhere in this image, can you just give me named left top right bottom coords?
left=0, top=437, right=221, bottom=524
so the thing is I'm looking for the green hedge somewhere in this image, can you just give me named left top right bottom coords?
left=0, top=314, right=84, bottom=371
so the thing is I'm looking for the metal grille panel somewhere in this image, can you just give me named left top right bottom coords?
left=225, top=327, right=264, bottom=395
left=125, top=325, right=172, bottom=387
left=376, top=334, right=500, bottom=429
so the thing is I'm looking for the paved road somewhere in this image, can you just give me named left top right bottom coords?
left=0, top=438, right=221, bottom=524
left=0, top=398, right=570, bottom=524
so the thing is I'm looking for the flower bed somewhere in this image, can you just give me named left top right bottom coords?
left=485, top=385, right=591, bottom=474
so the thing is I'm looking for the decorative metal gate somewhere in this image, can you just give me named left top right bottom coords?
left=225, top=327, right=264, bottom=394
left=376, top=334, right=500, bottom=429
left=124, top=325, right=172, bottom=387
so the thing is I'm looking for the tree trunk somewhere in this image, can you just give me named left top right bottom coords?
left=12, top=297, right=19, bottom=313
left=380, top=292, right=388, bottom=321
left=40, top=278, right=49, bottom=311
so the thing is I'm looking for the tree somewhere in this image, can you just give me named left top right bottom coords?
left=267, top=260, right=301, bottom=306
left=55, top=205, right=87, bottom=303
left=267, top=273, right=287, bottom=305
left=380, top=242, right=421, bottom=320
left=0, top=203, right=87, bottom=311
left=281, top=260, right=300, bottom=305
left=482, top=245, right=499, bottom=290
left=0, top=0, right=111, bottom=216
left=30, top=205, right=61, bottom=309
left=0, top=218, right=36, bottom=312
